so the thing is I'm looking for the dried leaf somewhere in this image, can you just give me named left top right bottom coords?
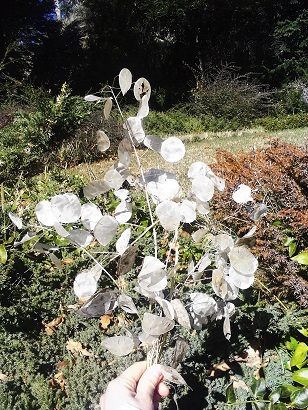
left=83, top=180, right=111, bottom=200
left=118, top=138, right=132, bottom=166
left=118, top=294, right=138, bottom=314
left=100, top=314, right=112, bottom=329
left=94, top=215, right=118, bottom=246
left=142, top=312, right=174, bottom=336
left=116, top=228, right=131, bottom=255
left=160, top=137, right=185, bottom=163
left=49, top=253, right=63, bottom=270
left=51, top=193, right=81, bottom=224
left=0, top=373, right=8, bottom=382
left=84, top=94, right=103, bottom=102
left=134, top=77, right=151, bottom=101
left=43, top=314, right=65, bottom=335
left=156, top=200, right=181, bottom=231
left=231, top=377, right=250, bottom=392
left=103, top=98, right=113, bottom=120
left=114, top=201, right=132, bottom=223
left=97, top=130, right=110, bottom=152
left=124, top=116, right=145, bottom=145
left=232, top=184, right=253, bottom=204
left=119, top=68, right=132, bottom=95
left=8, top=212, right=23, bottom=229
left=171, top=299, right=191, bottom=329
left=192, top=176, right=214, bottom=202
left=50, top=371, right=66, bottom=390
left=117, top=245, right=137, bottom=276
left=81, top=203, right=103, bottom=231
left=161, top=365, right=187, bottom=385
left=73, top=270, right=98, bottom=299
left=138, top=256, right=167, bottom=292
left=78, top=289, right=118, bottom=317
left=66, top=339, right=93, bottom=356
left=137, top=94, right=150, bottom=118
left=102, top=336, right=134, bottom=356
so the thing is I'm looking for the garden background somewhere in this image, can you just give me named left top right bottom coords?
left=0, top=1, right=308, bottom=409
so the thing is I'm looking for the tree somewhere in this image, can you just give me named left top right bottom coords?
left=0, top=0, right=54, bottom=81
left=272, top=8, right=308, bottom=82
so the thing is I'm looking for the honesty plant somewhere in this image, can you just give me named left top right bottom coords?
left=9, top=69, right=263, bottom=384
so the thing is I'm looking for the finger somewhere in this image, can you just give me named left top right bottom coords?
left=99, top=393, right=106, bottom=409
left=116, top=361, right=147, bottom=391
left=156, top=381, right=169, bottom=397
left=136, top=364, right=165, bottom=402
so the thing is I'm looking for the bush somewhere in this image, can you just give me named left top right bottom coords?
left=255, top=112, right=308, bottom=130
left=273, top=81, right=308, bottom=115
left=211, top=141, right=308, bottom=307
left=189, top=64, right=272, bottom=125
left=0, top=83, right=92, bottom=184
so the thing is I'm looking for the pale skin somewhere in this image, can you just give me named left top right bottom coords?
left=100, top=361, right=170, bottom=410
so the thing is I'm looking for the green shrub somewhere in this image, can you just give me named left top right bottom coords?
left=144, top=109, right=204, bottom=135
left=0, top=84, right=92, bottom=184
left=255, top=113, right=308, bottom=130
left=273, top=81, right=308, bottom=116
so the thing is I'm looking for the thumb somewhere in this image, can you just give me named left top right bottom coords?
left=135, top=364, right=164, bottom=406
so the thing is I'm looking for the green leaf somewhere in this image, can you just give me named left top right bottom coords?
left=271, top=403, right=288, bottom=409
left=292, top=252, right=308, bottom=265
left=290, top=387, right=308, bottom=409
left=252, top=377, right=266, bottom=399
left=286, top=336, right=299, bottom=351
left=280, top=384, right=300, bottom=398
left=298, top=328, right=308, bottom=338
left=0, top=244, right=7, bottom=264
left=292, top=368, right=308, bottom=385
left=291, top=343, right=308, bottom=368
left=283, top=236, right=295, bottom=246
left=288, top=240, right=297, bottom=257
left=226, top=383, right=236, bottom=404
left=285, top=360, right=292, bottom=371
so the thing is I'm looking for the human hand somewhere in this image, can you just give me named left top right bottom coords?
left=100, top=361, right=170, bottom=410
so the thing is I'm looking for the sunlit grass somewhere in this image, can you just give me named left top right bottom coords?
left=68, top=127, right=308, bottom=185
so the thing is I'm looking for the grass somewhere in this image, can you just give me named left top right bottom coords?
left=67, top=126, right=308, bottom=185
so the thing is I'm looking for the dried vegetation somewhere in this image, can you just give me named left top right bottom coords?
left=210, top=140, right=308, bottom=306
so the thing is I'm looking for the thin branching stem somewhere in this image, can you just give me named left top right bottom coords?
left=110, top=87, right=158, bottom=257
